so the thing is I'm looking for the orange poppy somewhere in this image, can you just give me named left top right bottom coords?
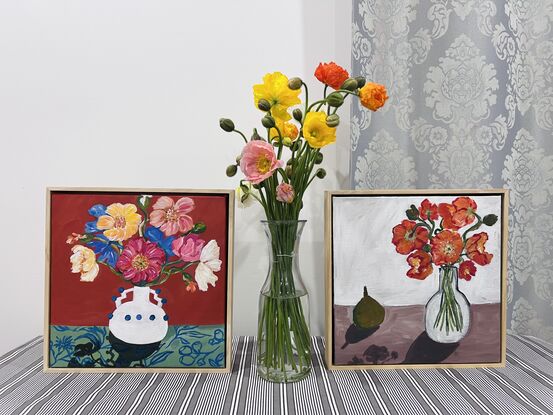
left=459, top=260, right=477, bottom=281
left=465, top=232, right=493, bottom=266
left=406, top=250, right=433, bottom=280
left=392, top=220, right=429, bottom=255
left=438, top=197, right=477, bottom=230
left=419, top=198, right=439, bottom=221
left=314, top=62, right=349, bottom=90
left=430, top=230, right=463, bottom=265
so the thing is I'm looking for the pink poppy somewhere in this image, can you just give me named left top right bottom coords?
left=240, top=140, right=283, bottom=184
left=276, top=182, right=295, bottom=204
left=116, top=238, right=166, bottom=284
left=172, top=235, right=205, bottom=262
left=150, top=196, right=195, bottom=236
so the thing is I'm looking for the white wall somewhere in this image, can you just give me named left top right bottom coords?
left=0, top=0, right=352, bottom=354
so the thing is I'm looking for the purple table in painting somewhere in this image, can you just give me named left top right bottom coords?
left=1, top=336, right=553, bottom=414
left=334, top=304, right=501, bottom=365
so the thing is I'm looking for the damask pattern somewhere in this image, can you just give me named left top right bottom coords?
left=352, top=0, right=553, bottom=341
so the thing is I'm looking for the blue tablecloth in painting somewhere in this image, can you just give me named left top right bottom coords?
left=1, top=336, right=553, bottom=414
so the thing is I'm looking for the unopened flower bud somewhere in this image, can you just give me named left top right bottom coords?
left=341, top=78, right=358, bottom=91
left=251, top=128, right=263, bottom=141
left=261, top=115, right=276, bottom=129
left=285, top=165, right=293, bottom=178
left=288, top=77, right=303, bottom=90
left=355, top=76, right=366, bottom=88
left=219, top=118, right=235, bottom=132
left=326, top=114, right=340, bottom=127
left=316, top=168, right=327, bottom=179
left=257, top=99, right=271, bottom=112
left=326, top=92, right=344, bottom=107
left=293, top=108, right=303, bottom=122
left=191, top=222, right=206, bottom=234
left=483, top=214, right=498, bottom=226
left=314, top=152, right=324, bottom=164
left=291, top=140, right=301, bottom=152
left=282, top=137, right=293, bottom=147
left=226, top=164, right=238, bottom=177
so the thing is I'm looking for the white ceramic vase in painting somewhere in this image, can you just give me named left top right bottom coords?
left=425, top=266, right=470, bottom=343
left=108, top=285, right=168, bottom=345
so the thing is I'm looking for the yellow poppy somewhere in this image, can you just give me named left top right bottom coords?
left=97, top=203, right=141, bottom=242
left=253, top=72, right=301, bottom=121
left=270, top=118, right=299, bottom=142
left=303, top=112, right=336, bottom=148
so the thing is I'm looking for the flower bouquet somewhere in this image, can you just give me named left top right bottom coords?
left=66, top=195, right=221, bottom=347
left=220, top=62, right=388, bottom=381
left=392, top=197, right=498, bottom=343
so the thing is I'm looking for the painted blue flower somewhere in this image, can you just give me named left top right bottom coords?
left=87, top=235, right=121, bottom=268
left=145, top=226, right=175, bottom=257
left=84, top=204, right=106, bottom=234
left=89, top=204, right=107, bottom=217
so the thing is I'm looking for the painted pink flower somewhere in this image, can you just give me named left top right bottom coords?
left=276, top=182, right=295, bottom=204
left=116, top=238, right=166, bottom=284
left=150, top=196, right=195, bottom=236
left=172, top=235, right=205, bottom=262
left=240, top=140, right=283, bottom=184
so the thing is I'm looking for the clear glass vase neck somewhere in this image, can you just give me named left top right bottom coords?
left=438, top=265, right=459, bottom=291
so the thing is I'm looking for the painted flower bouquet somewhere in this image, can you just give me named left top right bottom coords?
left=392, top=197, right=498, bottom=342
left=220, top=62, right=387, bottom=381
left=67, top=195, right=221, bottom=292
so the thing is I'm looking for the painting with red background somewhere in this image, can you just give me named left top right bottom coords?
left=49, top=191, right=228, bottom=327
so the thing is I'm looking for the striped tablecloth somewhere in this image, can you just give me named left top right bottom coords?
left=1, top=336, right=553, bottom=415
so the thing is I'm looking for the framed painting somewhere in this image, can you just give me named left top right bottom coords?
left=325, top=189, right=508, bottom=370
left=44, top=188, right=234, bottom=373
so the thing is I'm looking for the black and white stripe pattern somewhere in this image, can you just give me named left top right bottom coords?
left=1, top=336, right=553, bottom=414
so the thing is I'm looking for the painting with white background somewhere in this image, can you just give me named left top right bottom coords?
left=333, top=195, right=502, bottom=306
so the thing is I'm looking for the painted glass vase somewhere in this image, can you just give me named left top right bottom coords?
left=257, top=220, right=311, bottom=383
left=425, top=265, right=471, bottom=343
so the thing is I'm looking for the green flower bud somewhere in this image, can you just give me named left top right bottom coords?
left=285, top=165, right=293, bottom=178
left=483, top=214, right=498, bottom=226
left=326, top=92, right=344, bottom=107
left=422, top=244, right=431, bottom=253
left=288, top=77, right=303, bottom=90
left=191, top=222, right=206, bottom=234
left=316, top=168, right=327, bottom=179
left=326, top=114, right=340, bottom=127
left=282, top=137, right=293, bottom=147
left=219, top=118, right=235, bottom=132
left=257, top=99, right=271, bottom=112
left=226, top=164, right=237, bottom=177
left=355, top=76, right=366, bottom=88
left=261, top=115, right=275, bottom=128
left=406, top=206, right=419, bottom=220
left=137, top=194, right=152, bottom=211
left=314, top=152, right=324, bottom=164
left=251, top=128, right=263, bottom=141
left=291, top=140, right=302, bottom=152
left=286, top=158, right=294, bottom=166
left=341, top=78, right=358, bottom=91
left=293, top=108, right=303, bottom=122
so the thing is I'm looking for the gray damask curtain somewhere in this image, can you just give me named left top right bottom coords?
left=350, top=0, right=553, bottom=341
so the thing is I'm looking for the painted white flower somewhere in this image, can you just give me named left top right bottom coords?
left=70, top=245, right=99, bottom=282
left=194, top=240, right=222, bottom=291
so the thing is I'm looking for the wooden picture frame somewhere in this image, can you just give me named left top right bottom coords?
left=325, top=189, right=508, bottom=370
left=44, top=187, right=234, bottom=373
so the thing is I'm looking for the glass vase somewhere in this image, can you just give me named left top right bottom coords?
left=425, top=265, right=471, bottom=343
left=257, top=220, right=311, bottom=383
